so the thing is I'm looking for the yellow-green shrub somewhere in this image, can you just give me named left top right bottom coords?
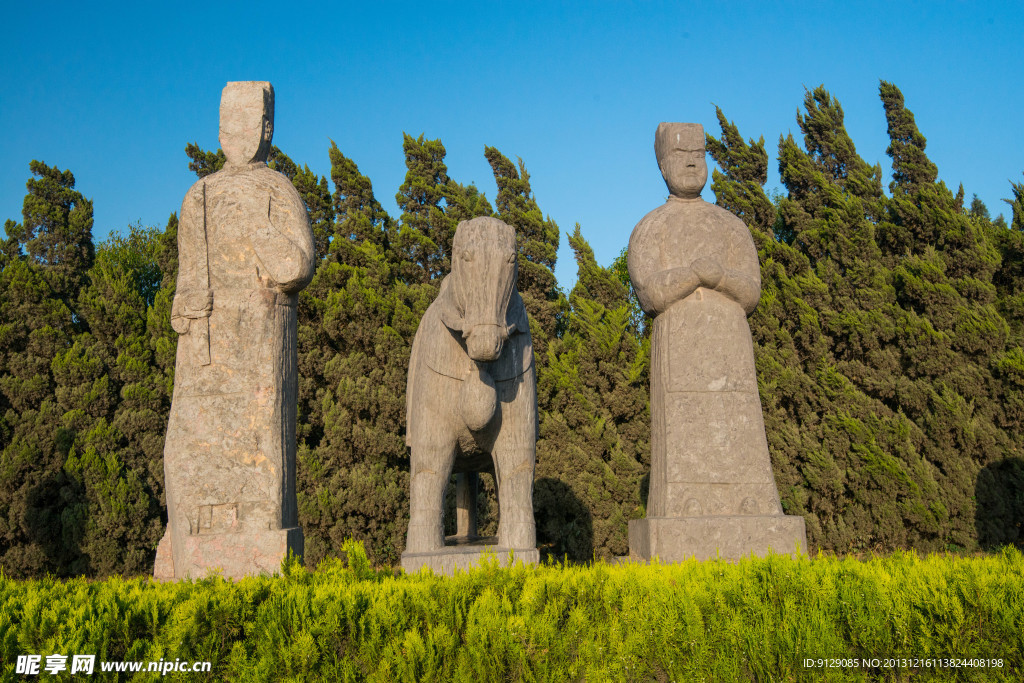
left=1, top=543, right=1021, bottom=681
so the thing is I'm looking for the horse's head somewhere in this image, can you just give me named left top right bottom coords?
left=440, top=217, right=521, bottom=363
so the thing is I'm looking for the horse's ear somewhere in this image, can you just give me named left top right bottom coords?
left=506, top=291, right=530, bottom=337
left=440, top=305, right=465, bottom=333
left=436, top=276, right=466, bottom=333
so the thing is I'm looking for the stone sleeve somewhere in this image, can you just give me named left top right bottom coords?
left=251, top=177, right=315, bottom=294
left=628, top=219, right=700, bottom=317
left=171, top=180, right=209, bottom=334
left=717, top=219, right=761, bottom=315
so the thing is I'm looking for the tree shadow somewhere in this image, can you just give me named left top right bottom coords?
left=975, top=457, right=1024, bottom=550
left=23, top=467, right=87, bottom=577
left=533, top=477, right=593, bottom=563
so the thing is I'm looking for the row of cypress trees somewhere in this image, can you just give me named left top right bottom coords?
left=710, top=83, right=1024, bottom=553
left=1, top=81, right=1021, bottom=577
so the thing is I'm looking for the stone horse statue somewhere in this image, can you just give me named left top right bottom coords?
left=404, top=216, right=537, bottom=555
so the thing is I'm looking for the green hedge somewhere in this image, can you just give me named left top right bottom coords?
left=2, top=542, right=1022, bottom=681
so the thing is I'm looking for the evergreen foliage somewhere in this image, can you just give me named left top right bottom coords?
left=708, top=83, right=1023, bottom=553
left=534, top=226, right=648, bottom=559
left=183, top=143, right=225, bottom=179
left=292, top=145, right=425, bottom=566
left=395, top=135, right=468, bottom=282
left=1005, top=174, right=1024, bottom=232
left=0, top=165, right=165, bottom=577
left=2, top=545, right=1021, bottom=681
left=706, top=106, right=777, bottom=238
left=484, top=147, right=567, bottom=354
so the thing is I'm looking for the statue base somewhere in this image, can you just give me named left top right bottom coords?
left=628, top=515, right=807, bottom=562
left=153, top=527, right=303, bottom=580
left=401, top=536, right=539, bottom=575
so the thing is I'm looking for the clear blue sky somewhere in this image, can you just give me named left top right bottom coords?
left=2, top=1, right=1021, bottom=289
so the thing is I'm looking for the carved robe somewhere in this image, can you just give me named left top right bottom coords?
left=160, top=162, right=314, bottom=578
left=628, top=197, right=783, bottom=519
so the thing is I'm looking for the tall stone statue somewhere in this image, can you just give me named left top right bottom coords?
left=402, top=216, right=539, bottom=574
left=627, top=122, right=806, bottom=561
left=154, top=82, right=315, bottom=579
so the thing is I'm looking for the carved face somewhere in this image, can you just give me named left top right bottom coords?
left=443, top=217, right=519, bottom=362
left=655, top=122, right=707, bottom=199
left=659, top=147, right=707, bottom=198
left=219, top=82, right=274, bottom=166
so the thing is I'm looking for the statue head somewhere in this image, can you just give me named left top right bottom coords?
left=655, top=122, right=707, bottom=199
left=219, top=81, right=274, bottom=166
left=441, top=217, right=522, bottom=363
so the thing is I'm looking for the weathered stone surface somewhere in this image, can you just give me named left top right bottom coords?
left=627, top=122, right=806, bottom=561
left=156, top=82, right=315, bottom=580
left=152, top=534, right=174, bottom=580
left=403, top=217, right=538, bottom=572
left=629, top=516, right=807, bottom=562
left=401, top=538, right=539, bottom=575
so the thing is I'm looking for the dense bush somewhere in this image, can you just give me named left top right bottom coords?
left=1, top=542, right=1022, bottom=681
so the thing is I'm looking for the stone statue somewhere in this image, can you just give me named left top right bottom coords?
left=154, top=82, right=315, bottom=579
left=626, top=122, right=806, bottom=561
left=402, top=216, right=539, bottom=574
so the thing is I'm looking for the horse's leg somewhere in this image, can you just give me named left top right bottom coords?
left=492, top=445, right=536, bottom=549
left=492, top=371, right=537, bottom=550
left=455, top=472, right=478, bottom=539
left=407, top=442, right=457, bottom=554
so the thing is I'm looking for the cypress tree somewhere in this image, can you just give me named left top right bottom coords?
left=709, top=92, right=954, bottom=552
left=969, top=195, right=991, bottom=222
left=0, top=250, right=78, bottom=575
left=394, top=134, right=451, bottom=283
left=0, top=162, right=97, bottom=576
left=707, top=112, right=829, bottom=547
left=295, top=146, right=427, bottom=566
left=446, top=182, right=495, bottom=227
left=484, top=147, right=566, bottom=354
left=148, top=214, right=179, bottom=401
left=705, top=106, right=777, bottom=238
left=709, top=110, right=839, bottom=550
left=535, top=226, right=648, bottom=559
left=394, top=134, right=495, bottom=284
left=1005, top=174, right=1024, bottom=232
left=329, top=141, right=394, bottom=253
left=704, top=83, right=1020, bottom=553
left=60, top=224, right=167, bottom=575
left=879, top=81, right=1012, bottom=549
left=184, top=143, right=225, bottom=179
left=11, top=162, right=95, bottom=310
left=992, top=176, right=1024, bottom=344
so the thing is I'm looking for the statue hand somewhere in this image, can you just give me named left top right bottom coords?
left=170, top=316, right=191, bottom=334
left=185, top=289, right=214, bottom=317
left=691, top=257, right=723, bottom=289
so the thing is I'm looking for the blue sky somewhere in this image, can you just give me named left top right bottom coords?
left=2, top=1, right=1021, bottom=289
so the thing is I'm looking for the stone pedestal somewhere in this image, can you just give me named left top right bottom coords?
left=401, top=536, right=539, bottom=575
left=629, top=515, right=806, bottom=562
left=154, top=527, right=303, bottom=580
